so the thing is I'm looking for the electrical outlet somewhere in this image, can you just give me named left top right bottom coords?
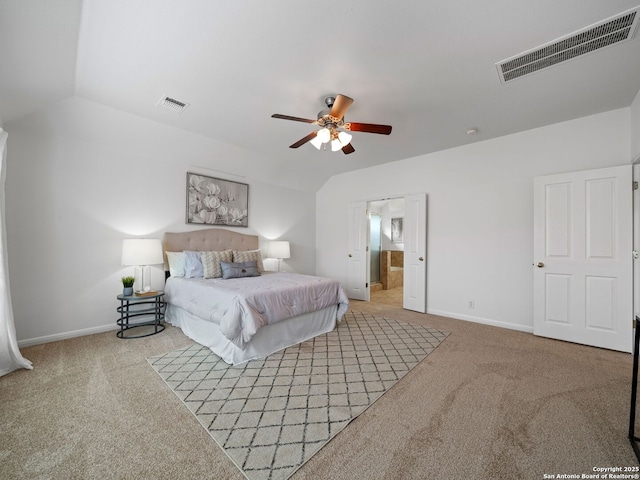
left=467, top=300, right=474, bottom=308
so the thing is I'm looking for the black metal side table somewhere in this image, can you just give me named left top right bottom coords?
left=116, top=291, right=166, bottom=339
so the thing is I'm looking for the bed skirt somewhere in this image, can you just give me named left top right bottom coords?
left=165, top=303, right=338, bottom=365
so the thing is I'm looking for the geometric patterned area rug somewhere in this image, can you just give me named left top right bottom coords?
left=147, top=311, right=448, bottom=480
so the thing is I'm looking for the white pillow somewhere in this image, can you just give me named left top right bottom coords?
left=166, top=251, right=185, bottom=277
left=232, top=249, right=265, bottom=273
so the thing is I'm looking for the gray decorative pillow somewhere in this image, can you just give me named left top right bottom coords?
left=232, top=249, right=264, bottom=272
left=221, top=260, right=260, bottom=279
left=201, top=250, right=233, bottom=279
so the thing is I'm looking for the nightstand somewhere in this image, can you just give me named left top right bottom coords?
left=116, top=291, right=166, bottom=339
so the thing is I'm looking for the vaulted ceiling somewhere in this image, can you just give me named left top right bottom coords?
left=2, top=0, right=640, bottom=191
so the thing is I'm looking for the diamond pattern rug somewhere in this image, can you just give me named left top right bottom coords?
left=147, top=311, right=448, bottom=480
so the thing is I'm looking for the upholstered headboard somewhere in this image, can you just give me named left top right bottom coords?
left=162, top=228, right=259, bottom=271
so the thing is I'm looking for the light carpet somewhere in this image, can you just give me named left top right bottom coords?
left=147, top=310, right=448, bottom=480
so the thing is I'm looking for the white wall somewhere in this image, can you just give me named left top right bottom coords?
left=5, top=96, right=316, bottom=345
left=316, top=108, right=632, bottom=332
left=632, top=88, right=640, bottom=162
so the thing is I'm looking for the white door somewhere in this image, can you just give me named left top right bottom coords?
left=346, top=201, right=370, bottom=301
left=403, top=193, right=427, bottom=312
left=533, top=165, right=632, bottom=352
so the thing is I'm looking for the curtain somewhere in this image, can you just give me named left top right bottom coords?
left=0, top=129, right=32, bottom=377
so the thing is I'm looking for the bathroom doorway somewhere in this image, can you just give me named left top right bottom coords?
left=368, top=198, right=405, bottom=307
left=370, top=213, right=382, bottom=286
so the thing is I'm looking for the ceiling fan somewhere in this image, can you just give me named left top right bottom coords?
left=271, top=94, right=392, bottom=155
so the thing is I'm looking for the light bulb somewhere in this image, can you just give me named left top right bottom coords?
left=331, top=138, right=343, bottom=152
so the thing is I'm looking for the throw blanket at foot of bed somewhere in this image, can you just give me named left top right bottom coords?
left=164, top=272, right=349, bottom=348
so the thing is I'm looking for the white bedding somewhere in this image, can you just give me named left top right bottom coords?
left=164, top=272, right=349, bottom=348
left=165, top=304, right=337, bottom=365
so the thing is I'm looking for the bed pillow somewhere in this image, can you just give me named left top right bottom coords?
left=165, top=251, right=186, bottom=277
left=232, top=249, right=264, bottom=273
left=201, top=250, right=233, bottom=279
left=183, top=250, right=205, bottom=278
left=220, top=260, right=260, bottom=279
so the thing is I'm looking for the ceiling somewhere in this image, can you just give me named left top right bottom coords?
left=2, top=0, right=640, bottom=192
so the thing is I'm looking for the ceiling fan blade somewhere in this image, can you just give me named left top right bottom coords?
left=329, top=94, right=354, bottom=120
left=272, top=114, right=317, bottom=124
left=342, top=143, right=355, bottom=155
left=289, top=131, right=318, bottom=148
left=344, top=122, right=392, bottom=135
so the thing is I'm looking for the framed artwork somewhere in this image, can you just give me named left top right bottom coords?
left=186, top=172, right=249, bottom=227
left=391, top=217, right=404, bottom=243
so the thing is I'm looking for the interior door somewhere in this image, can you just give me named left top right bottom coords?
left=403, top=193, right=427, bottom=312
left=533, top=165, right=632, bottom=352
left=346, top=201, right=370, bottom=301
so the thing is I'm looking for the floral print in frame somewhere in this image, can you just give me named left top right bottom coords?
left=186, top=172, right=248, bottom=227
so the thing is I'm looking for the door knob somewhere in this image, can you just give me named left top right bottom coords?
left=536, top=262, right=544, bottom=268
left=419, top=257, right=424, bottom=261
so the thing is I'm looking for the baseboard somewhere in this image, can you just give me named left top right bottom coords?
left=17, top=311, right=532, bottom=348
left=18, top=323, right=118, bottom=348
left=426, top=308, right=534, bottom=334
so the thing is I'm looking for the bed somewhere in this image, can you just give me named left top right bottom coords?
left=162, top=228, right=349, bottom=365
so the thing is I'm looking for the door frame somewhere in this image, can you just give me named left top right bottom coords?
left=346, top=193, right=427, bottom=311
left=634, top=163, right=640, bottom=325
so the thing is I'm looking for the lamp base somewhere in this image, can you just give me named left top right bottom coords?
left=138, top=265, right=152, bottom=292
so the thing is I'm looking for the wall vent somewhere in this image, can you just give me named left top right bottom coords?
left=158, top=96, right=190, bottom=113
left=496, top=7, right=640, bottom=83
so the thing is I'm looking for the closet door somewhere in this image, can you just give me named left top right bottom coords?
left=533, top=165, right=632, bottom=352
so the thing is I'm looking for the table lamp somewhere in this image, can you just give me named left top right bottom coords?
left=121, top=238, right=163, bottom=291
left=268, top=241, right=290, bottom=272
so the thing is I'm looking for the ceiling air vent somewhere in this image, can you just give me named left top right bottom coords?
left=496, top=7, right=640, bottom=83
left=158, top=96, right=190, bottom=113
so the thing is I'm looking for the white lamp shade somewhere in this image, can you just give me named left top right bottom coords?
left=316, top=128, right=331, bottom=143
left=310, top=135, right=324, bottom=150
left=268, top=241, right=291, bottom=259
left=338, top=131, right=352, bottom=145
left=331, top=138, right=343, bottom=151
left=121, top=238, right=163, bottom=266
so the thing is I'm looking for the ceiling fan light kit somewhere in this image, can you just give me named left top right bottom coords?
left=271, top=94, right=392, bottom=155
left=309, top=135, right=325, bottom=150
left=338, top=131, right=352, bottom=145
left=317, top=127, right=331, bottom=143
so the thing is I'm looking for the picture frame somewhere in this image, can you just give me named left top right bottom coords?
left=391, top=217, right=404, bottom=243
left=186, top=172, right=249, bottom=227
